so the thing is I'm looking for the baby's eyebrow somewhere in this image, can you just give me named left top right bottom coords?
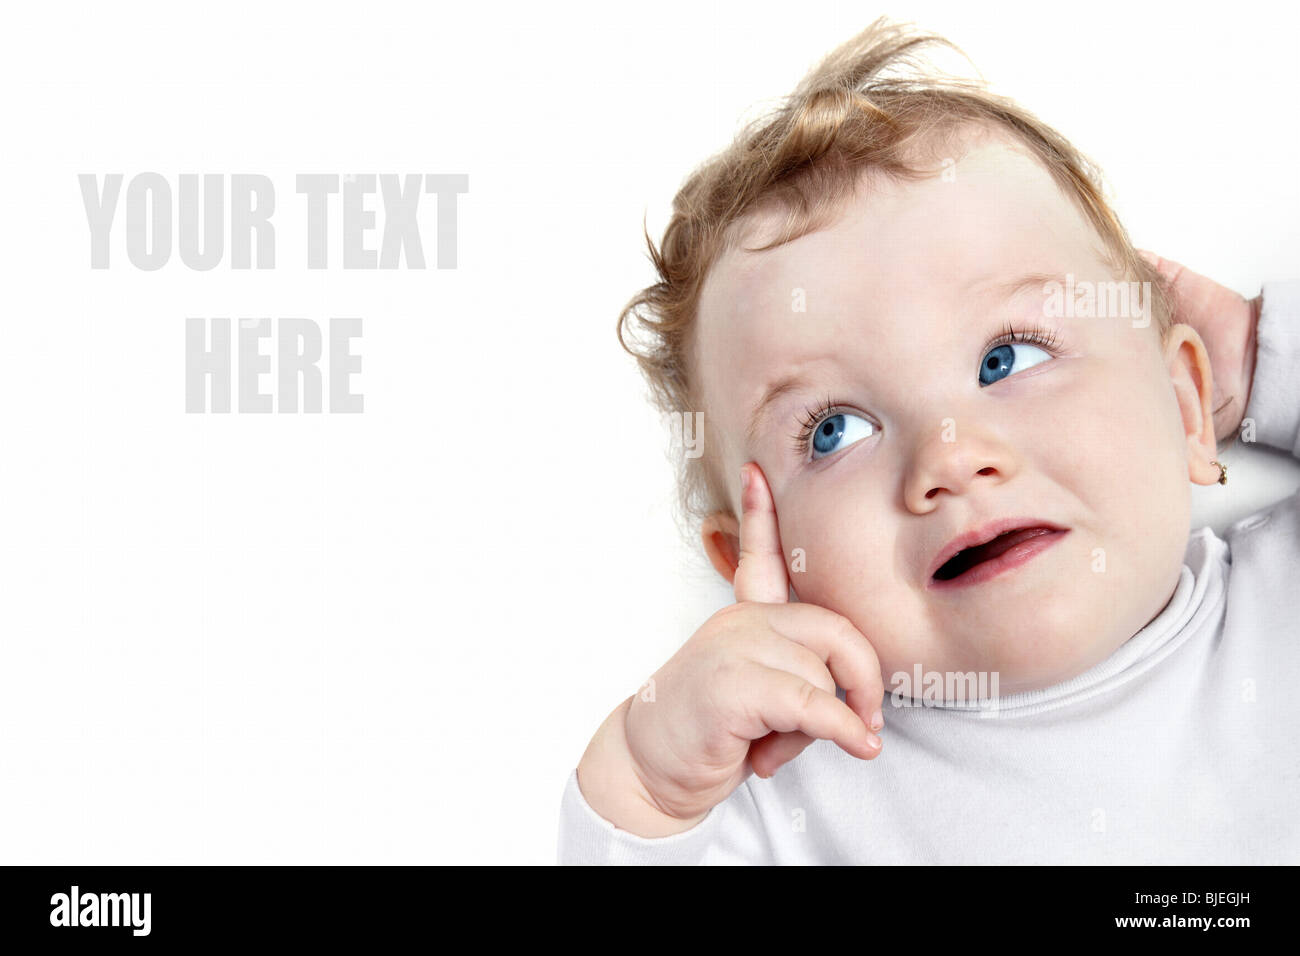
left=746, top=374, right=813, bottom=446
left=980, top=271, right=1069, bottom=301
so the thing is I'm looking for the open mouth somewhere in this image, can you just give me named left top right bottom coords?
left=931, top=526, right=1066, bottom=586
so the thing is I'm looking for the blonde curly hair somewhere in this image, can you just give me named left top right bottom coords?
left=616, top=17, right=1171, bottom=538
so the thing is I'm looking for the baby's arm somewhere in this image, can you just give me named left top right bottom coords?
left=557, top=738, right=773, bottom=864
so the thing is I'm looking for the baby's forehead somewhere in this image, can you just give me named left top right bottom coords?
left=702, top=141, right=1098, bottom=324
left=692, top=143, right=1116, bottom=428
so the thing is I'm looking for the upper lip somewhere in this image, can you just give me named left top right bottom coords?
left=927, top=517, right=1068, bottom=582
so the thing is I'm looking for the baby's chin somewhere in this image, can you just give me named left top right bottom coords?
left=881, top=620, right=1131, bottom=700
left=936, top=555, right=1185, bottom=694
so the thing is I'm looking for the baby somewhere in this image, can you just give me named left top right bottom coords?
left=558, top=18, right=1300, bottom=863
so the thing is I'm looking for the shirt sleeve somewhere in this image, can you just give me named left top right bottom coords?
left=1242, top=280, right=1300, bottom=458
left=1225, top=279, right=1300, bottom=557
left=556, top=767, right=773, bottom=865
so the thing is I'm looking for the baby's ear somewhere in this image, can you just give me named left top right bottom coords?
left=1162, top=323, right=1220, bottom=485
left=701, top=511, right=742, bottom=585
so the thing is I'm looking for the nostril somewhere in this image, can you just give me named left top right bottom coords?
left=925, top=488, right=939, bottom=499
left=977, top=467, right=995, bottom=475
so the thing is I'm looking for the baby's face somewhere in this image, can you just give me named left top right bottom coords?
left=695, top=138, right=1205, bottom=694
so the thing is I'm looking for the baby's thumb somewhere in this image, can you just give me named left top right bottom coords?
left=748, top=731, right=816, bottom=778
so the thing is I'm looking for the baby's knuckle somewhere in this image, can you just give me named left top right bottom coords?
left=711, top=656, right=748, bottom=699
left=714, top=601, right=749, bottom=622
left=811, top=667, right=837, bottom=696
left=716, top=601, right=763, bottom=637
left=709, top=623, right=751, bottom=662
left=796, top=679, right=821, bottom=716
left=830, top=611, right=863, bottom=647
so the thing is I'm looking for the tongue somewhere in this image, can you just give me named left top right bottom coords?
left=941, top=527, right=1055, bottom=579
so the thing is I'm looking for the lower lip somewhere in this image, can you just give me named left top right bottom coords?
left=929, top=529, right=1069, bottom=591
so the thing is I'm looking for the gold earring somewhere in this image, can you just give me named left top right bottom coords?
left=1211, top=459, right=1227, bottom=485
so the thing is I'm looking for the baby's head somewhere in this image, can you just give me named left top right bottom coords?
left=617, top=19, right=1222, bottom=694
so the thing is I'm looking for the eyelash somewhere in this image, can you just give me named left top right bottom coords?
left=790, top=392, right=845, bottom=459
left=788, top=323, right=1063, bottom=459
left=985, top=321, right=1061, bottom=356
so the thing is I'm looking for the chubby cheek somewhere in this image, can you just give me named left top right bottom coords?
left=779, top=484, right=925, bottom=666
left=1074, top=362, right=1187, bottom=547
left=1045, top=359, right=1190, bottom=639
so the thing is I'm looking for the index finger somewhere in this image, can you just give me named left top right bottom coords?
left=733, top=462, right=792, bottom=605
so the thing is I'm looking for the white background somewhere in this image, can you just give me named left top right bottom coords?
left=1, top=0, right=1297, bottom=864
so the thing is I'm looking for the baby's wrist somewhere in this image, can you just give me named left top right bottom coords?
left=577, top=696, right=706, bottom=838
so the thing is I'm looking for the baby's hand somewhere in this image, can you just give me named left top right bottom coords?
left=576, top=463, right=884, bottom=838
left=1139, top=250, right=1261, bottom=442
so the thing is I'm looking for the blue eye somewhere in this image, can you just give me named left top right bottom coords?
left=978, top=342, right=1052, bottom=386
left=809, top=412, right=876, bottom=459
